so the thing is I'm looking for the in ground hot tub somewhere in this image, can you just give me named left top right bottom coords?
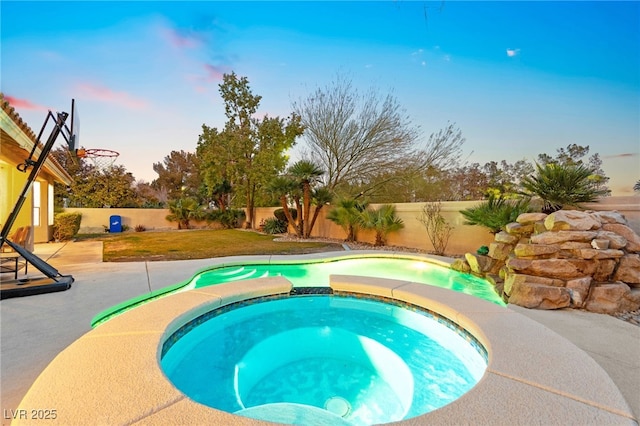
left=160, top=292, right=487, bottom=425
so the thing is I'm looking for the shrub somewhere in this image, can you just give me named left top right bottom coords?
left=53, top=212, right=82, bottom=241
left=135, top=224, right=146, bottom=232
left=206, top=209, right=246, bottom=229
left=417, top=201, right=453, bottom=256
left=274, top=208, right=297, bottom=222
left=461, top=194, right=532, bottom=234
left=262, top=218, right=288, bottom=234
left=166, top=198, right=206, bottom=229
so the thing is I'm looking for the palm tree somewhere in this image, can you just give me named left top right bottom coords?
left=461, top=194, right=532, bottom=234
left=268, top=176, right=300, bottom=236
left=359, top=204, right=404, bottom=246
left=520, top=163, right=610, bottom=213
left=288, top=160, right=324, bottom=238
left=634, top=180, right=640, bottom=193
left=326, top=198, right=368, bottom=242
left=307, top=186, right=334, bottom=238
left=165, top=198, right=205, bottom=229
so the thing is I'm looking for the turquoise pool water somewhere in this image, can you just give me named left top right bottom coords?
left=161, top=294, right=488, bottom=425
left=185, top=257, right=503, bottom=304
left=92, top=254, right=504, bottom=327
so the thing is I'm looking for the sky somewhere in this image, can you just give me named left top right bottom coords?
left=2, top=1, right=639, bottom=195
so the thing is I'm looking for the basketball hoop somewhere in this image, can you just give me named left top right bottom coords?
left=77, top=148, right=119, bottom=172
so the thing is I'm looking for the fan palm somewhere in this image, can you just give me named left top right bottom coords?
left=326, top=198, right=368, bottom=242
left=359, top=204, right=404, bottom=246
left=520, top=163, right=610, bottom=213
left=288, top=160, right=324, bottom=237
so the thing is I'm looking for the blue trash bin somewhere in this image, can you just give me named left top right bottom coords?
left=110, top=215, right=122, bottom=233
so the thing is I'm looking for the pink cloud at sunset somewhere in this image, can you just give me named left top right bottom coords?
left=4, top=95, right=49, bottom=111
left=74, top=83, right=149, bottom=110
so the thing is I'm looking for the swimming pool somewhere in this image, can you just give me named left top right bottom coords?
left=92, top=253, right=505, bottom=327
left=161, top=292, right=488, bottom=425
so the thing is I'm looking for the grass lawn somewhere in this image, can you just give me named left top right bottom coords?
left=77, top=229, right=344, bottom=261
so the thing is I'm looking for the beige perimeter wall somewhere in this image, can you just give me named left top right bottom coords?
left=67, top=196, right=639, bottom=256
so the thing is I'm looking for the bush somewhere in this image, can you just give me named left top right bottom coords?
left=206, top=209, right=246, bottom=229
left=274, top=208, right=296, bottom=222
left=53, top=212, right=82, bottom=241
left=460, top=194, right=532, bottom=234
left=135, top=224, right=146, bottom=232
left=262, top=218, right=288, bottom=234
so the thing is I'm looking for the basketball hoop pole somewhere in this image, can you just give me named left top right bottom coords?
left=0, top=107, right=75, bottom=288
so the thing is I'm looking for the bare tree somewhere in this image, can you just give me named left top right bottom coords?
left=292, top=76, right=465, bottom=198
left=292, top=75, right=420, bottom=192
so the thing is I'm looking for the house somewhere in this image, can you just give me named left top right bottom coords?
left=0, top=93, right=73, bottom=248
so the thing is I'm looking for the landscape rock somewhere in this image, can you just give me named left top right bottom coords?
left=507, top=258, right=597, bottom=280
left=565, top=277, right=591, bottom=308
left=544, top=210, right=602, bottom=231
left=594, top=259, right=618, bottom=282
left=595, top=230, right=628, bottom=250
left=531, top=231, right=598, bottom=245
left=593, top=211, right=628, bottom=225
left=517, top=213, right=548, bottom=225
left=505, top=222, right=533, bottom=235
left=613, top=254, right=640, bottom=285
left=585, top=283, right=631, bottom=314
left=476, top=209, right=640, bottom=315
left=488, top=242, right=513, bottom=261
left=591, top=239, right=610, bottom=250
left=465, top=253, right=495, bottom=274
left=451, top=258, right=471, bottom=274
left=514, top=243, right=559, bottom=259
left=508, top=281, right=571, bottom=309
left=495, top=231, right=519, bottom=245
left=602, top=223, right=640, bottom=252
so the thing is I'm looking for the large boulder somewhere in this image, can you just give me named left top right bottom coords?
left=507, top=258, right=597, bottom=280
left=530, top=230, right=598, bottom=245
left=613, top=254, right=640, bottom=285
left=495, top=231, right=519, bottom=245
left=508, top=281, right=571, bottom=309
left=602, top=223, right=640, bottom=252
left=585, top=283, right=632, bottom=314
left=488, top=242, right=513, bottom=261
left=516, top=212, right=548, bottom=225
left=544, top=210, right=601, bottom=231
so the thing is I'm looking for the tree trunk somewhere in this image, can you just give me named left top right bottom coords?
left=280, top=195, right=300, bottom=237
left=307, top=204, right=324, bottom=239
left=303, top=181, right=312, bottom=238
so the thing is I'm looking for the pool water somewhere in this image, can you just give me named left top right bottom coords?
left=92, top=254, right=504, bottom=327
left=161, top=294, right=487, bottom=425
left=185, top=257, right=504, bottom=305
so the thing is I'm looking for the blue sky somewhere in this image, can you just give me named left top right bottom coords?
left=2, top=1, right=639, bottom=195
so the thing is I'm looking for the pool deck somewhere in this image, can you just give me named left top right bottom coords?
left=1, top=241, right=639, bottom=425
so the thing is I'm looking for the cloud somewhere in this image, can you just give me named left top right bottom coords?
left=603, top=153, right=638, bottom=159
left=75, top=82, right=148, bottom=110
left=506, top=48, right=521, bottom=57
left=4, top=95, right=49, bottom=111
left=160, top=26, right=202, bottom=50
left=203, top=63, right=226, bottom=82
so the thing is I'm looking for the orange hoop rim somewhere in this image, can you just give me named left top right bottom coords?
left=78, top=148, right=120, bottom=158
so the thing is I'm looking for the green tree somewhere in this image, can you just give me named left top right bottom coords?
left=520, top=163, right=610, bottom=213
left=327, top=198, right=368, bottom=242
left=71, top=165, right=138, bottom=208
left=165, top=198, right=205, bottom=229
left=197, top=72, right=304, bottom=228
left=359, top=204, right=404, bottom=246
left=151, top=150, right=202, bottom=202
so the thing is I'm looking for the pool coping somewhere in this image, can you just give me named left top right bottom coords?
left=15, top=273, right=636, bottom=425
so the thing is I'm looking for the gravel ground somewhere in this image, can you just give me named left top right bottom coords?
left=273, top=234, right=640, bottom=327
